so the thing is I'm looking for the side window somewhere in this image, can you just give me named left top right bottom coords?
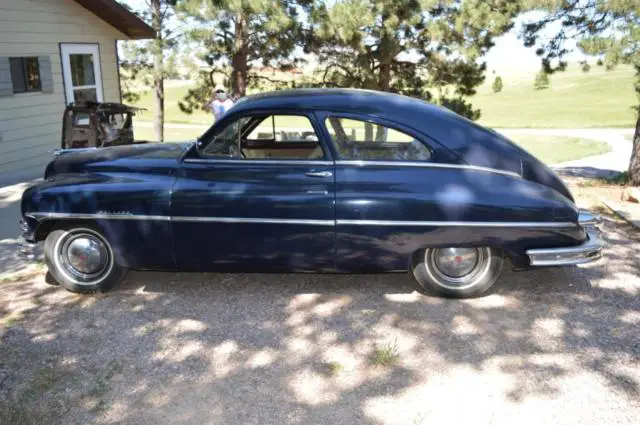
left=325, top=117, right=431, bottom=161
left=202, top=114, right=324, bottom=160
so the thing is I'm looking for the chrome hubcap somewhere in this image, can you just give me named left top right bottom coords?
left=426, top=247, right=491, bottom=289
left=60, top=234, right=109, bottom=280
left=434, top=247, right=479, bottom=278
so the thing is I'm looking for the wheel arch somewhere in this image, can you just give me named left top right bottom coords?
left=35, top=219, right=101, bottom=242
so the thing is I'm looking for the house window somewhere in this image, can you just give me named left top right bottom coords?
left=10, top=57, right=41, bottom=93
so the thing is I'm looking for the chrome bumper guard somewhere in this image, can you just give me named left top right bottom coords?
left=526, top=210, right=604, bottom=267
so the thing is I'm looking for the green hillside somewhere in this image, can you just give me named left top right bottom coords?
left=130, top=64, right=637, bottom=129
left=474, top=64, right=637, bottom=128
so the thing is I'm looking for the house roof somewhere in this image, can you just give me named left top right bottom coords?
left=74, top=0, right=155, bottom=39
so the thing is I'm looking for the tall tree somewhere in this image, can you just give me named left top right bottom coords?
left=521, top=0, right=640, bottom=184
left=178, top=0, right=306, bottom=112
left=307, top=0, right=522, bottom=119
left=118, top=0, right=180, bottom=142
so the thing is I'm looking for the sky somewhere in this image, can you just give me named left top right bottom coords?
left=120, top=1, right=582, bottom=74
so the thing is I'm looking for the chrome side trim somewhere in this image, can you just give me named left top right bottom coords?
left=526, top=227, right=604, bottom=266
left=28, top=212, right=332, bottom=226
left=26, top=212, right=577, bottom=228
left=336, top=219, right=577, bottom=228
left=335, top=160, right=521, bottom=178
left=171, top=216, right=334, bottom=226
left=183, top=158, right=333, bottom=166
left=29, top=212, right=171, bottom=221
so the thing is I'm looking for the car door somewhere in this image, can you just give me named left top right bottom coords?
left=171, top=111, right=336, bottom=272
left=317, top=113, right=439, bottom=272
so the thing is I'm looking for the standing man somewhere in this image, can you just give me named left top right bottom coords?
left=209, top=86, right=235, bottom=122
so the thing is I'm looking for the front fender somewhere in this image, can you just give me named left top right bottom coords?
left=22, top=172, right=176, bottom=270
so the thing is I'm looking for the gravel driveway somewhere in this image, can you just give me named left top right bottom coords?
left=1, top=213, right=639, bottom=424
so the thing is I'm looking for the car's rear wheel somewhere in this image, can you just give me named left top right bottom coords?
left=411, top=246, right=504, bottom=298
left=44, top=225, right=127, bottom=294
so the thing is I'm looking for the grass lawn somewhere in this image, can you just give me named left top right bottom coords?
left=130, top=64, right=637, bottom=129
left=499, top=131, right=610, bottom=164
left=133, top=85, right=213, bottom=125
left=134, top=125, right=205, bottom=142
left=135, top=124, right=609, bottom=165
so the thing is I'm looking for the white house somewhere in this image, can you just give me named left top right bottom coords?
left=0, top=0, right=153, bottom=184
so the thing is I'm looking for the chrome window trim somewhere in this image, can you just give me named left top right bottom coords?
left=182, top=158, right=520, bottom=178
left=27, top=212, right=576, bottom=228
left=336, top=219, right=576, bottom=228
left=335, top=160, right=521, bottom=178
left=183, top=158, right=334, bottom=166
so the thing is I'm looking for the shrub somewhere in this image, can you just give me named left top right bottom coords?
left=492, top=75, right=503, bottom=93
left=534, top=70, right=550, bottom=90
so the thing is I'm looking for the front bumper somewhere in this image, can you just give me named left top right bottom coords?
left=526, top=211, right=604, bottom=266
left=19, top=218, right=37, bottom=259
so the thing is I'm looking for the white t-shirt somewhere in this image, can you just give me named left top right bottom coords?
left=210, top=99, right=235, bottom=121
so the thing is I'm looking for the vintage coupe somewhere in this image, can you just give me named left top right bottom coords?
left=20, top=89, right=603, bottom=298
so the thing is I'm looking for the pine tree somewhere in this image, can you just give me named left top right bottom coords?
left=533, top=70, right=550, bottom=90
left=492, top=76, right=503, bottom=93
left=307, top=0, right=521, bottom=119
left=178, top=0, right=306, bottom=112
left=522, top=0, right=640, bottom=184
left=118, top=0, right=180, bottom=143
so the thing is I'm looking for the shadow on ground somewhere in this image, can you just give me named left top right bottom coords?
left=0, top=225, right=639, bottom=425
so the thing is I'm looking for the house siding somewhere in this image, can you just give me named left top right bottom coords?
left=0, top=0, right=128, bottom=178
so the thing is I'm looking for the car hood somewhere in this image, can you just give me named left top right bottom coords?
left=45, top=142, right=193, bottom=177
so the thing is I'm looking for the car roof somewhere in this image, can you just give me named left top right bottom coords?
left=231, top=88, right=459, bottom=124
left=217, top=88, right=536, bottom=175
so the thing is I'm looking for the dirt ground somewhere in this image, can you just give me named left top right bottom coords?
left=1, top=190, right=639, bottom=425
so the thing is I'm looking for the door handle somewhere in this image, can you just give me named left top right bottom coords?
left=305, top=171, right=333, bottom=178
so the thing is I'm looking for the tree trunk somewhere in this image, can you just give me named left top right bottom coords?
left=375, top=17, right=392, bottom=142
left=151, top=0, right=164, bottom=143
left=377, top=18, right=392, bottom=92
left=628, top=112, right=640, bottom=185
left=231, top=13, right=248, bottom=99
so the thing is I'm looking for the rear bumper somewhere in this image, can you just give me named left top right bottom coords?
left=526, top=210, right=604, bottom=266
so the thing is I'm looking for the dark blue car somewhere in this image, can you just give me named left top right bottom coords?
left=20, top=89, right=603, bottom=298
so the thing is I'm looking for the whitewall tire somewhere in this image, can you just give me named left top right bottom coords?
left=44, top=225, right=127, bottom=294
left=411, top=246, right=504, bottom=298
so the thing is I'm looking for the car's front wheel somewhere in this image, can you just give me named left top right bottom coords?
left=411, top=246, right=504, bottom=298
left=44, top=225, right=127, bottom=294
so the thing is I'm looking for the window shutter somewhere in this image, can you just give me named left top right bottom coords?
left=38, top=55, right=53, bottom=93
left=0, top=57, right=12, bottom=97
